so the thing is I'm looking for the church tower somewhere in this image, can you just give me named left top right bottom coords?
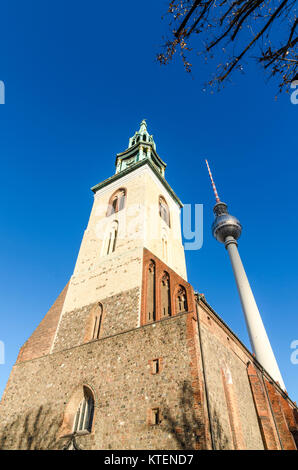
left=56, top=118, right=187, bottom=335
left=0, top=121, right=297, bottom=450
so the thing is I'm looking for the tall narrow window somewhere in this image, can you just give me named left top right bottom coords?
left=146, top=260, right=156, bottom=323
left=106, top=221, right=118, bottom=255
left=73, top=387, right=94, bottom=433
left=152, top=359, right=160, bottom=374
left=107, top=188, right=126, bottom=216
left=160, top=272, right=171, bottom=317
left=159, top=196, right=170, bottom=227
left=112, top=225, right=118, bottom=252
left=151, top=408, right=160, bottom=425
left=176, top=286, right=188, bottom=313
left=92, top=303, right=103, bottom=340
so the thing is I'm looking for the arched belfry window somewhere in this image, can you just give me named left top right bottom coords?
left=176, top=286, right=188, bottom=313
left=161, top=272, right=171, bottom=317
left=146, top=260, right=156, bottom=323
left=106, top=220, right=118, bottom=255
left=73, top=386, right=94, bottom=433
left=159, top=196, right=170, bottom=227
left=107, top=188, right=126, bottom=217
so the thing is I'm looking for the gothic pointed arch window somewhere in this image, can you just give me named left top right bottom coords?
left=73, top=386, right=94, bottom=433
left=107, top=188, right=126, bottom=217
left=146, top=260, right=156, bottom=323
left=176, top=286, right=188, bottom=314
left=159, top=196, right=170, bottom=227
left=160, top=272, right=171, bottom=318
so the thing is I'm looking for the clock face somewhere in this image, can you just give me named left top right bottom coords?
left=125, top=157, right=135, bottom=167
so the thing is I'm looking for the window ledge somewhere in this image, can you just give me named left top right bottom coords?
left=60, top=430, right=91, bottom=439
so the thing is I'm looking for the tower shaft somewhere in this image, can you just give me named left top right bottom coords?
left=225, top=236, right=285, bottom=390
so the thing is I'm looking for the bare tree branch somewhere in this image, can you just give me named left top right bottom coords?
left=158, top=0, right=298, bottom=90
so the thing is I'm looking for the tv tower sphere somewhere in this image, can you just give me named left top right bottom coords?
left=212, top=201, right=242, bottom=244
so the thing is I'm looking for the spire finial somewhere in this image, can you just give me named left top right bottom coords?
left=205, top=159, right=220, bottom=203
left=139, top=119, right=147, bottom=132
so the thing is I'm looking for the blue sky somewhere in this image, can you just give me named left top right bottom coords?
left=0, top=1, right=297, bottom=403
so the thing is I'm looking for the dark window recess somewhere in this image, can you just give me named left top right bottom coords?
left=152, top=359, right=160, bottom=374
left=152, top=408, right=160, bottom=425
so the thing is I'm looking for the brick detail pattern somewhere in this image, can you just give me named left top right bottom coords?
left=264, top=379, right=297, bottom=450
left=247, top=363, right=280, bottom=449
left=141, top=248, right=194, bottom=326
left=247, top=363, right=298, bottom=450
left=16, top=283, right=69, bottom=363
left=185, top=313, right=211, bottom=449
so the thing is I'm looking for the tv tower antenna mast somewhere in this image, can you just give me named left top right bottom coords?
left=205, top=160, right=285, bottom=390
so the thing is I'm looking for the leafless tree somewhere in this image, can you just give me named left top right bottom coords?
left=158, top=0, right=297, bottom=91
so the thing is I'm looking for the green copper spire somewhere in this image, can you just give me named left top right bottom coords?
left=128, top=119, right=156, bottom=150
left=115, top=120, right=166, bottom=177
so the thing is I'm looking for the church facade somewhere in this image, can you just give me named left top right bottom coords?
left=0, top=121, right=297, bottom=450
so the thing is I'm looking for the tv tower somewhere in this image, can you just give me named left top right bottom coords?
left=205, top=160, right=285, bottom=390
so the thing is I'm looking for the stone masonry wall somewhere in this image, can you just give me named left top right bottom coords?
left=0, top=313, right=207, bottom=450
left=198, top=301, right=265, bottom=450
left=53, top=287, right=140, bottom=353
left=197, top=298, right=298, bottom=450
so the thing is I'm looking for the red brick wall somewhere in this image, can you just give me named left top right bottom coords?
left=264, top=379, right=297, bottom=450
left=17, top=282, right=69, bottom=363
left=185, top=313, right=211, bottom=449
left=141, top=249, right=210, bottom=449
left=141, top=248, right=194, bottom=326
left=247, top=362, right=297, bottom=450
left=247, top=363, right=280, bottom=449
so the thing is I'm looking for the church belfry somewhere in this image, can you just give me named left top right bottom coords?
left=115, top=119, right=166, bottom=177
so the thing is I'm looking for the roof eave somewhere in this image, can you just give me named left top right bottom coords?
left=91, top=159, right=182, bottom=208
